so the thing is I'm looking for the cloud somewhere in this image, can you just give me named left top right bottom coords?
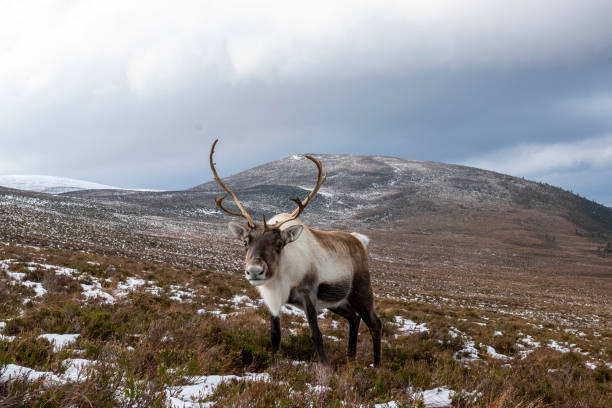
left=2, top=0, right=612, bottom=99
left=464, top=134, right=612, bottom=176
left=464, top=135, right=612, bottom=206
left=0, top=0, right=611, bottom=203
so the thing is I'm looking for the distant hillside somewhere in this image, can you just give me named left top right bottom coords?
left=0, top=175, right=119, bottom=194
left=65, top=154, right=612, bottom=237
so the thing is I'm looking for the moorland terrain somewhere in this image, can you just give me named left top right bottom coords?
left=1, top=154, right=611, bottom=407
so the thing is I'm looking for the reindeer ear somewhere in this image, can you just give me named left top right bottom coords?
left=281, top=225, right=303, bottom=244
left=228, top=222, right=249, bottom=239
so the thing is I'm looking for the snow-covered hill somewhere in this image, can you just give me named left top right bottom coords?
left=0, top=175, right=119, bottom=194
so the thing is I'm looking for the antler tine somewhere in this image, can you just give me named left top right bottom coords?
left=290, top=154, right=326, bottom=216
left=209, top=139, right=255, bottom=228
left=215, top=195, right=243, bottom=217
left=265, top=154, right=327, bottom=230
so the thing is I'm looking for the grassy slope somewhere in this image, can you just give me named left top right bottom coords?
left=1, top=240, right=610, bottom=408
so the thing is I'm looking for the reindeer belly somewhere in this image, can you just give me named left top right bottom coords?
left=316, top=279, right=352, bottom=309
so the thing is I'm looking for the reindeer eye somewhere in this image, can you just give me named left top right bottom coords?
left=243, top=240, right=249, bottom=247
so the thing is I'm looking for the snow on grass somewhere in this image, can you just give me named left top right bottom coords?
left=374, top=402, right=398, bottom=408
left=4, top=269, right=47, bottom=300
left=516, top=334, right=542, bottom=358
left=515, top=343, right=534, bottom=359
left=115, top=277, right=147, bottom=297
left=448, top=327, right=460, bottom=339
left=167, top=373, right=270, bottom=407
left=548, top=340, right=571, bottom=353
left=230, top=295, right=259, bottom=308
left=493, top=330, right=503, bottom=336
left=393, top=316, right=428, bottom=336
left=306, top=383, right=331, bottom=394
left=38, top=334, right=79, bottom=352
left=282, top=304, right=306, bottom=318
left=564, top=328, right=587, bottom=337
left=197, top=309, right=228, bottom=320
left=0, top=323, right=9, bottom=342
left=81, top=282, right=115, bottom=304
left=585, top=361, right=597, bottom=370
left=0, top=259, right=14, bottom=269
left=27, top=262, right=78, bottom=277
left=193, top=208, right=221, bottom=216
left=169, top=285, right=195, bottom=303
left=455, top=338, right=479, bottom=361
left=144, top=285, right=162, bottom=296
left=483, top=344, right=510, bottom=360
left=1, top=359, right=96, bottom=386
left=448, top=327, right=480, bottom=361
left=416, top=386, right=456, bottom=407
left=24, top=281, right=48, bottom=297
left=62, top=359, right=95, bottom=382
left=0, top=364, right=63, bottom=384
left=520, top=335, right=541, bottom=348
left=5, top=271, right=26, bottom=280
left=377, top=386, right=457, bottom=408
left=1, top=260, right=85, bottom=302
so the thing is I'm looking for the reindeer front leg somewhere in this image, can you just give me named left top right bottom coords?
left=270, top=315, right=281, bottom=366
left=303, top=295, right=329, bottom=365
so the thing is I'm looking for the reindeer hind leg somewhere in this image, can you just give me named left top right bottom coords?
left=351, top=291, right=382, bottom=367
left=329, top=303, right=361, bottom=361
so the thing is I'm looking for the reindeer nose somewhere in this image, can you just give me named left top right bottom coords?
left=246, top=265, right=265, bottom=279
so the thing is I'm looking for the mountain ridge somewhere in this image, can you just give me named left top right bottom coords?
left=61, top=154, right=611, bottom=237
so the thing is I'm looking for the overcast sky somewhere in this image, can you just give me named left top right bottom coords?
left=1, top=1, right=611, bottom=206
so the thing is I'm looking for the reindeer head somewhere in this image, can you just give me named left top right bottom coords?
left=209, top=139, right=326, bottom=286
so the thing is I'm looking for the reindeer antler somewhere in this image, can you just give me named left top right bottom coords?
left=209, top=139, right=255, bottom=228
left=264, top=154, right=327, bottom=230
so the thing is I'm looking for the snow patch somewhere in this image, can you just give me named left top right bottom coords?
left=393, top=316, right=428, bottom=336
left=416, top=387, right=456, bottom=407
left=0, top=364, right=63, bottom=384
left=483, top=344, right=510, bottom=360
left=81, top=282, right=115, bottom=304
left=230, top=295, right=259, bottom=308
left=548, top=340, right=570, bottom=353
left=115, top=277, right=147, bottom=297
left=38, top=334, right=79, bottom=352
left=197, top=309, right=228, bottom=320
left=282, top=304, right=306, bottom=318
left=377, top=386, right=457, bottom=408
left=520, top=335, right=540, bottom=348
left=169, top=285, right=195, bottom=303
left=62, top=358, right=95, bottom=382
left=374, top=402, right=398, bottom=408
left=167, top=373, right=270, bottom=407
left=4, top=267, right=47, bottom=300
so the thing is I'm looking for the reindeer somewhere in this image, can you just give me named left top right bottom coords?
left=209, top=140, right=381, bottom=366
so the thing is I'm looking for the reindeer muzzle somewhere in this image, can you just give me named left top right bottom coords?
left=246, top=263, right=267, bottom=286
